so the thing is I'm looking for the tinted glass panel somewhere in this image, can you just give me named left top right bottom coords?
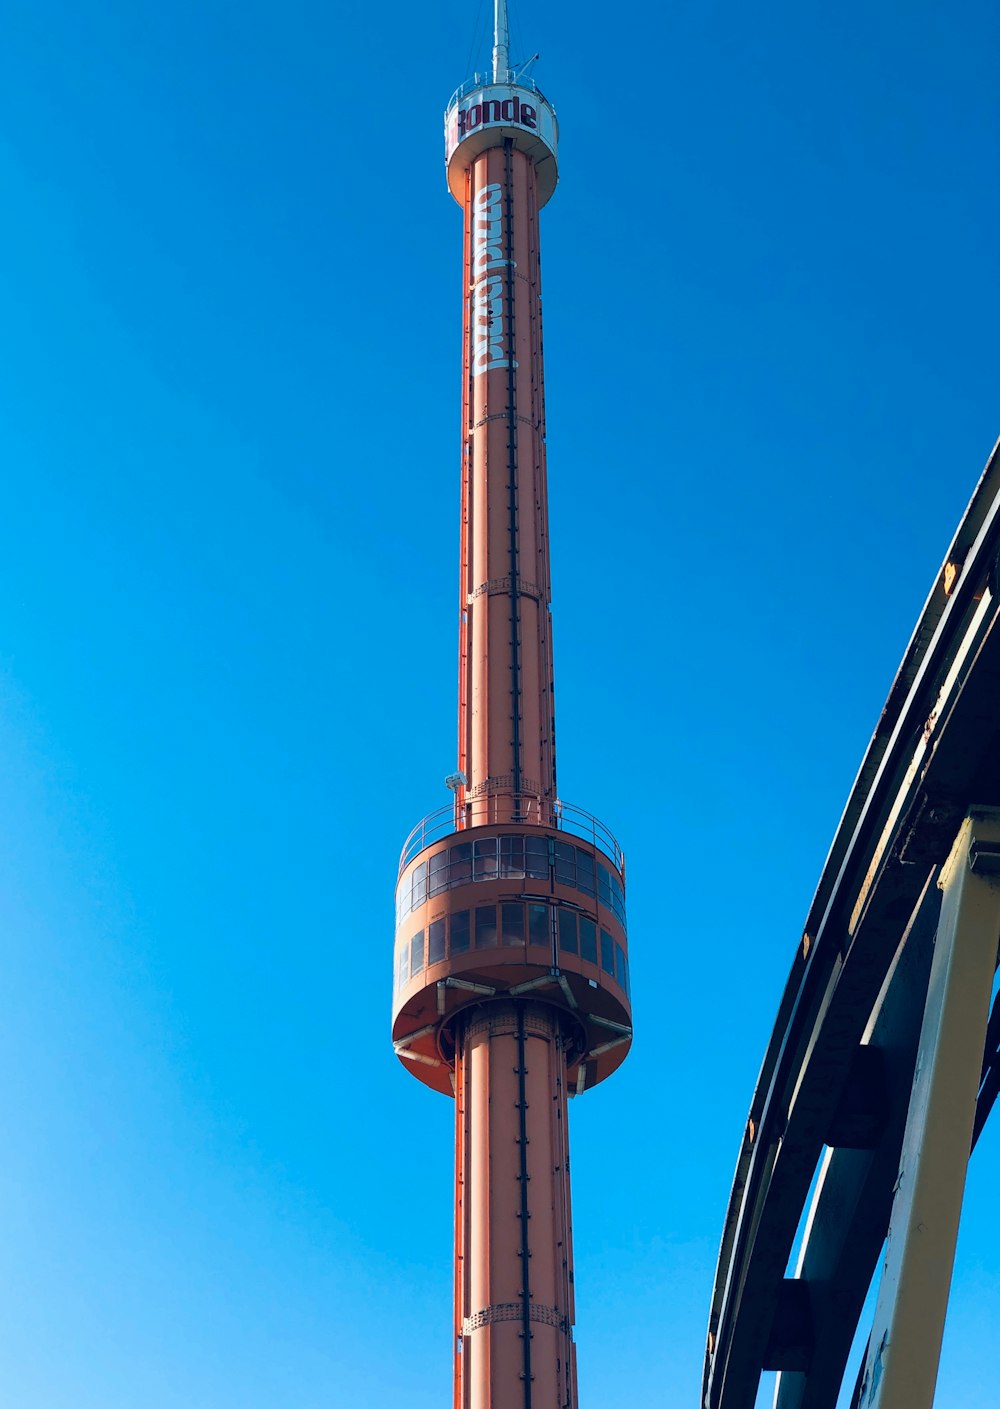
left=576, top=848, right=595, bottom=896
left=502, top=902, right=525, bottom=946
left=411, top=929, right=425, bottom=975
left=475, top=904, right=497, bottom=948
left=499, top=836, right=525, bottom=878
left=451, top=909, right=470, bottom=954
left=428, top=918, right=446, bottom=965
left=396, top=876, right=411, bottom=921
left=428, top=850, right=450, bottom=897
left=554, top=842, right=576, bottom=886
left=528, top=903, right=549, bottom=947
left=525, top=836, right=549, bottom=880
left=399, top=942, right=410, bottom=985
left=413, top=862, right=427, bottom=907
left=598, top=865, right=612, bottom=907
left=579, top=918, right=597, bottom=964
left=474, top=839, right=498, bottom=880
left=600, top=929, right=615, bottom=975
left=451, top=842, right=472, bottom=885
left=615, top=942, right=627, bottom=989
left=558, top=909, right=578, bottom=954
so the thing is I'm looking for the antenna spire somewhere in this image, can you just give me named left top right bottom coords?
left=492, top=0, right=510, bottom=82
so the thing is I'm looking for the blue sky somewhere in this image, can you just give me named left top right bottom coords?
left=0, top=1, right=997, bottom=1405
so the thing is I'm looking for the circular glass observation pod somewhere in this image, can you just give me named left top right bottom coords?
left=392, top=797, right=631, bottom=1095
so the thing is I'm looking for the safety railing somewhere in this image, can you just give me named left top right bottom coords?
left=445, top=73, right=550, bottom=114
left=398, top=795, right=624, bottom=878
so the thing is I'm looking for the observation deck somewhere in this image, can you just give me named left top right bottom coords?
left=392, top=796, right=632, bottom=1095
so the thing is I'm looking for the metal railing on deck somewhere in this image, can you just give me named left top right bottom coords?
left=445, top=74, right=551, bottom=114
left=398, top=796, right=624, bottom=878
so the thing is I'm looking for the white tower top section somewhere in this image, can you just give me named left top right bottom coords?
left=443, top=8, right=559, bottom=208
left=492, top=0, right=511, bottom=83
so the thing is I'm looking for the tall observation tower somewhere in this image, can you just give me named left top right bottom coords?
left=391, top=6, right=633, bottom=1406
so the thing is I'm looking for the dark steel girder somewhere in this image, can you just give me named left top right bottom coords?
left=704, top=437, right=1000, bottom=1409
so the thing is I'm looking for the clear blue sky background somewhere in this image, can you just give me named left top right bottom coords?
left=1, top=1, right=997, bottom=1406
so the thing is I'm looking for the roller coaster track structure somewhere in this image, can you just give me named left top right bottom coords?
left=704, top=436, right=1000, bottom=1409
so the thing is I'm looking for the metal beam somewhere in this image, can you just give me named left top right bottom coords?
left=773, top=876, right=939, bottom=1409
left=859, top=808, right=1000, bottom=1409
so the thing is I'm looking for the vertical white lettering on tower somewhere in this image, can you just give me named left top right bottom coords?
left=470, top=183, right=517, bottom=375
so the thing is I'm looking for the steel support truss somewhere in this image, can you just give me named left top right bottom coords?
left=852, top=808, right=1000, bottom=1408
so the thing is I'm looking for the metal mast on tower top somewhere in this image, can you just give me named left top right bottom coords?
left=492, top=0, right=511, bottom=81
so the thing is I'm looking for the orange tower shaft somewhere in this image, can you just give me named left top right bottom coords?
left=391, top=44, right=632, bottom=1409
left=455, top=138, right=573, bottom=1409
left=458, top=142, right=555, bottom=824
left=454, top=1003, right=576, bottom=1409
